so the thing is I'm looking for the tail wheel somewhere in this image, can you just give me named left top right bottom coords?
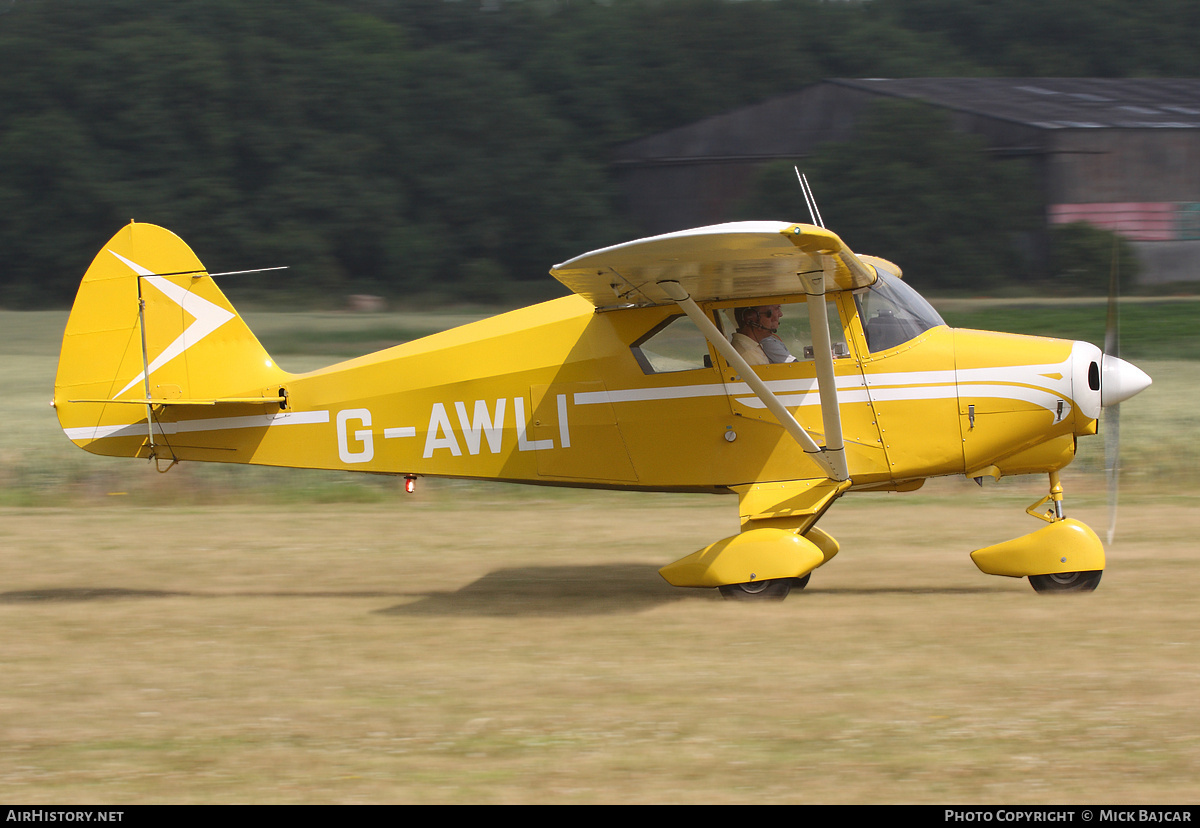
left=1029, top=570, right=1103, bottom=593
left=718, top=578, right=792, bottom=601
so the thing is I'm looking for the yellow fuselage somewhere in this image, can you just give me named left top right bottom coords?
left=62, top=292, right=1094, bottom=493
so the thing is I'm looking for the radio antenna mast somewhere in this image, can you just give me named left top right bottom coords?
left=794, top=167, right=824, bottom=228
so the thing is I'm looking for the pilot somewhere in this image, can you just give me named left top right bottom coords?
left=733, top=304, right=796, bottom=365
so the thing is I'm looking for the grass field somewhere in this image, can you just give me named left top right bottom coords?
left=1, top=491, right=1198, bottom=803
left=937, top=296, right=1200, bottom=362
left=2, top=301, right=1197, bottom=803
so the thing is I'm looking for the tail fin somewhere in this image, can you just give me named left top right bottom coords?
left=54, top=222, right=289, bottom=459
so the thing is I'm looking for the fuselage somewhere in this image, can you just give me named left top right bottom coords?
left=114, top=286, right=1108, bottom=493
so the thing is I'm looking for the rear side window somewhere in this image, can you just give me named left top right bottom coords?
left=631, top=314, right=713, bottom=374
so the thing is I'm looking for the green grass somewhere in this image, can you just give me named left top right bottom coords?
left=239, top=308, right=493, bottom=361
left=935, top=297, right=1200, bottom=361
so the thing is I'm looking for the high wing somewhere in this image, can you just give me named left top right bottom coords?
left=550, top=221, right=880, bottom=309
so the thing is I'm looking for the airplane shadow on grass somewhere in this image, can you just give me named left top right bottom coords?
left=378, top=565, right=1007, bottom=617
left=380, top=564, right=694, bottom=617
left=0, top=571, right=1006, bottom=618
left=0, top=588, right=190, bottom=602
left=0, top=573, right=689, bottom=617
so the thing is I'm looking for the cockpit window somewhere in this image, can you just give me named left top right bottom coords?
left=855, top=273, right=945, bottom=353
left=631, top=314, right=713, bottom=374
left=716, top=298, right=849, bottom=365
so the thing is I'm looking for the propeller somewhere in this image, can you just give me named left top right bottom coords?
left=1103, top=238, right=1121, bottom=544
left=1099, top=238, right=1152, bottom=542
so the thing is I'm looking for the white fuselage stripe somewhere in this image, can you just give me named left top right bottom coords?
left=64, top=410, right=331, bottom=442
left=574, top=356, right=1076, bottom=417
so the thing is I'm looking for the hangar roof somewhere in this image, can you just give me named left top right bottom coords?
left=833, top=78, right=1200, bottom=129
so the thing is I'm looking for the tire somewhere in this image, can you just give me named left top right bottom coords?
left=792, top=572, right=812, bottom=590
left=1029, top=570, right=1103, bottom=594
left=718, top=578, right=792, bottom=601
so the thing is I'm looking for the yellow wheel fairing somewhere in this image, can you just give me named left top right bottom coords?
left=658, top=527, right=827, bottom=589
left=970, top=518, right=1106, bottom=578
left=803, top=525, right=840, bottom=564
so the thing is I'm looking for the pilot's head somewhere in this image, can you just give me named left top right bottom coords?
left=735, top=304, right=783, bottom=336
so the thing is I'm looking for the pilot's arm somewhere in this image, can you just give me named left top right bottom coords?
left=761, top=335, right=797, bottom=364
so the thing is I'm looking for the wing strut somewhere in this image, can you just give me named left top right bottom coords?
left=658, top=280, right=849, bottom=482
left=800, top=264, right=848, bottom=481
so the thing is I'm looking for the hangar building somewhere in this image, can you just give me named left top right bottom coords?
left=613, top=78, right=1200, bottom=283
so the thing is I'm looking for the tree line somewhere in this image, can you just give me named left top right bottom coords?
left=1, top=0, right=1192, bottom=306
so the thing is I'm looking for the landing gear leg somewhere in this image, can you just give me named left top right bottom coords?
left=1026, top=470, right=1065, bottom=523
left=970, top=472, right=1107, bottom=592
left=1023, top=471, right=1103, bottom=594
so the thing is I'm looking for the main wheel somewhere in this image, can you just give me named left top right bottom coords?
left=793, top=572, right=812, bottom=590
left=718, top=578, right=792, bottom=601
left=1029, top=570, right=1103, bottom=593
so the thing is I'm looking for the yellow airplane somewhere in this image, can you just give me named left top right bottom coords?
left=53, top=220, right=1151, bottom=600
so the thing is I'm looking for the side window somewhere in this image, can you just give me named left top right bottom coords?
left=717, top=299, right=849, bottom=365
left=631, top=314, right=714, bottom=374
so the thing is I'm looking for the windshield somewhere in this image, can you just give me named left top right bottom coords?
left=855, top=273, right=945, bottom=353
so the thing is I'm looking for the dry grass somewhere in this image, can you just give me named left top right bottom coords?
left=0, top=483, right=1197, bottom=804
